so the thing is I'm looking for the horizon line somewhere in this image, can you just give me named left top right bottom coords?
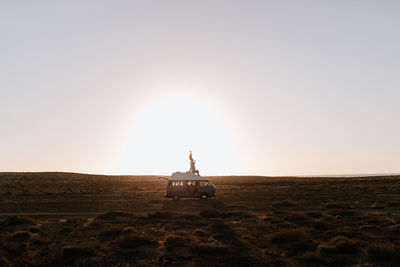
left=1, top=171, right=400, bottom=178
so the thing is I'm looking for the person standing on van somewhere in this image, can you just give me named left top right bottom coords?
left=189, top=151, right=200, bottom=176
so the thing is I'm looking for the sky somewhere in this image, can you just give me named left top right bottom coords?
left=1, top=1, right=399, bottom=176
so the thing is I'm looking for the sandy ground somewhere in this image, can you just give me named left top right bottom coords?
left=0, top=172, right=400, bottom=266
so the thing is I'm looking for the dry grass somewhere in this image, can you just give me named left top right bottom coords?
left=2, top=216, right=34, bottom=226
left=116, top=234, right=158, bottom=249
left=164, top=235, right=191, bottom=250
left=10, top=231, right=31, bottom=240
left=272, top=200, right=297, bottom=208
left=367, top=243, right=400, bottom=263
left=0, top=172, right=400, bottom=266
left=63, top=246, right=95, bottom=258
left=98, top=226, right=124, bottom=241
left=270, top=228, right=310, bottom=244
left=318, top=236, right=358, bottom=256
left=297, top=251, right=329, bottom=266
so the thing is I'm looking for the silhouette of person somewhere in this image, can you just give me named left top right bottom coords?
left=189, top=151, right=196, bottom=173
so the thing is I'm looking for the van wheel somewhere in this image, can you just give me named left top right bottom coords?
left=200, top=194, right=208, bottom=200
left=173, top=196, right=179, bottom=201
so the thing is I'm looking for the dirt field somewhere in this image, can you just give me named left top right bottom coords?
left=1, top=172, right=400, bottom=266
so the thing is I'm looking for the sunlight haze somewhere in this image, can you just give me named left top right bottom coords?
left=1, top=1, right=399, bottom=176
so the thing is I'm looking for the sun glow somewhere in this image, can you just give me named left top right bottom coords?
left=117, top=93, right=241, bottom=175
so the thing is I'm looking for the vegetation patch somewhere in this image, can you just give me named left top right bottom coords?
left=297, top=252, right=329, bottom=266
left=327, top=209, right=355, bottom=216
left=270, top=228, right=310, bottom=244
left=1, top=173, right=400, bottom=266
left=284, top=212, right=309, bottom=224
left=28, top=227, right=40, bottom=233
left=367, top=243, right=400, bottom=262
left=5, top=242, right=27, bottom=257
left=318, top=236, right=358, bottom=256
left=194, top=229, right=208, bottom=237
left=0, top=256, right=9, bottom=267
left=164, top=235, right=191, bottom=250
left=199, top=209, right=222, bottom=218
left=117, top=234, right=158, bottom=249
left=98, top=227, right=124, bottom=241
left=191, top=243, right=230, bottom=255
left=147, top=211, right=175, bottom=219
left=63, top=246, right=95, bottom=258
left=10, top=231, right=31, bottom=240
left=370, top=203, right=385, bottom=209
left=96, top=211, right=134, bottom=221
left=224, top=211, right=256, bottom=219
left=387, top=201, right=400, bottom=207
left=325, top=203, right=347, bottom=209
left=3, top=216, right=34, bottom=226
left=306, top=211, right=323, bottom=218
left=272, top=200, right=297, bottom=208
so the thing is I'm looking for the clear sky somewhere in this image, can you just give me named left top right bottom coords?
left=1, top=1, right=399, bottom=176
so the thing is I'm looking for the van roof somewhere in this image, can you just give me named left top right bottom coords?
left=170, top=172, right=209, bottom=181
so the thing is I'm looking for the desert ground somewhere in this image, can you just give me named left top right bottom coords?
left=0, top=172, right=400, bottom=266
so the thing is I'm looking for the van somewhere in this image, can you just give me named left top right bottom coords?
left=165, top=172, right=216, bottom=200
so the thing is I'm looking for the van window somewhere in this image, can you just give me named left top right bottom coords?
left=172, top=181, right=185, bottom=186
left=199, top=181, right=207, bottom=186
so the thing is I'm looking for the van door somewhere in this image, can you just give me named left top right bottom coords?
left=171, top=180, right=187, bottom=197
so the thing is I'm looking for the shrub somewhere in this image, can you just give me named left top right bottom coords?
left=10, top=231, right=31, bottom=240
left=327, top=209, right=355, bottom=216
left=223, top=211, right=256, bottom=219
left=147, top=212, right=175, bottom=219
left=318, top=236, right=358, bottom=256
left=370, top=203, right=385, bottom=209
left=312, top=219, right=330, bottom=230
left=0, top=256, right=9, bottom=267
left=63, top=246, right=95, bottom=258
left=210, top=221, right=237, bottom=242
left=388, top=224, right=400, bottom=233
left=387, top=201, right=400, bottom=207
left=284, top=213, right=309, bottom=224
left=3, top=216, right=34, bottom=226
left=306, top=211, right=323, bottom=218
left=118, top=234, right=157, bottom=249
left=96, top=211, right=133, bottom=221
left=194, top=229, right=208, bottom=237
left=191, top=244, right=230, bottom=255
left=98, top=227, right=123, bottom=241
left=199, top=209, right=222, bottom=218
left=367, top=243, right=400, bottom=261
left=164, top=235, right=191, bottom=249
left=176, top=214, right=201, bottom=221
left=297, top=252, right=328, bottom=266
left=5, top=242, right=27, bottom=256
left=59, top=227, right=72, bottom=234
left=272, top=200, right=296, bottom=208
left=28, top=227, right=40, bottom=233
left=325, top=203, right=347, bottom=209
left=31, top=238, right=49, bottom=246
left=270, top=229, right=310, bottom=244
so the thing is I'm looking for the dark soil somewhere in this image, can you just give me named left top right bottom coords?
left=0, top=172, right=400, bottom=266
